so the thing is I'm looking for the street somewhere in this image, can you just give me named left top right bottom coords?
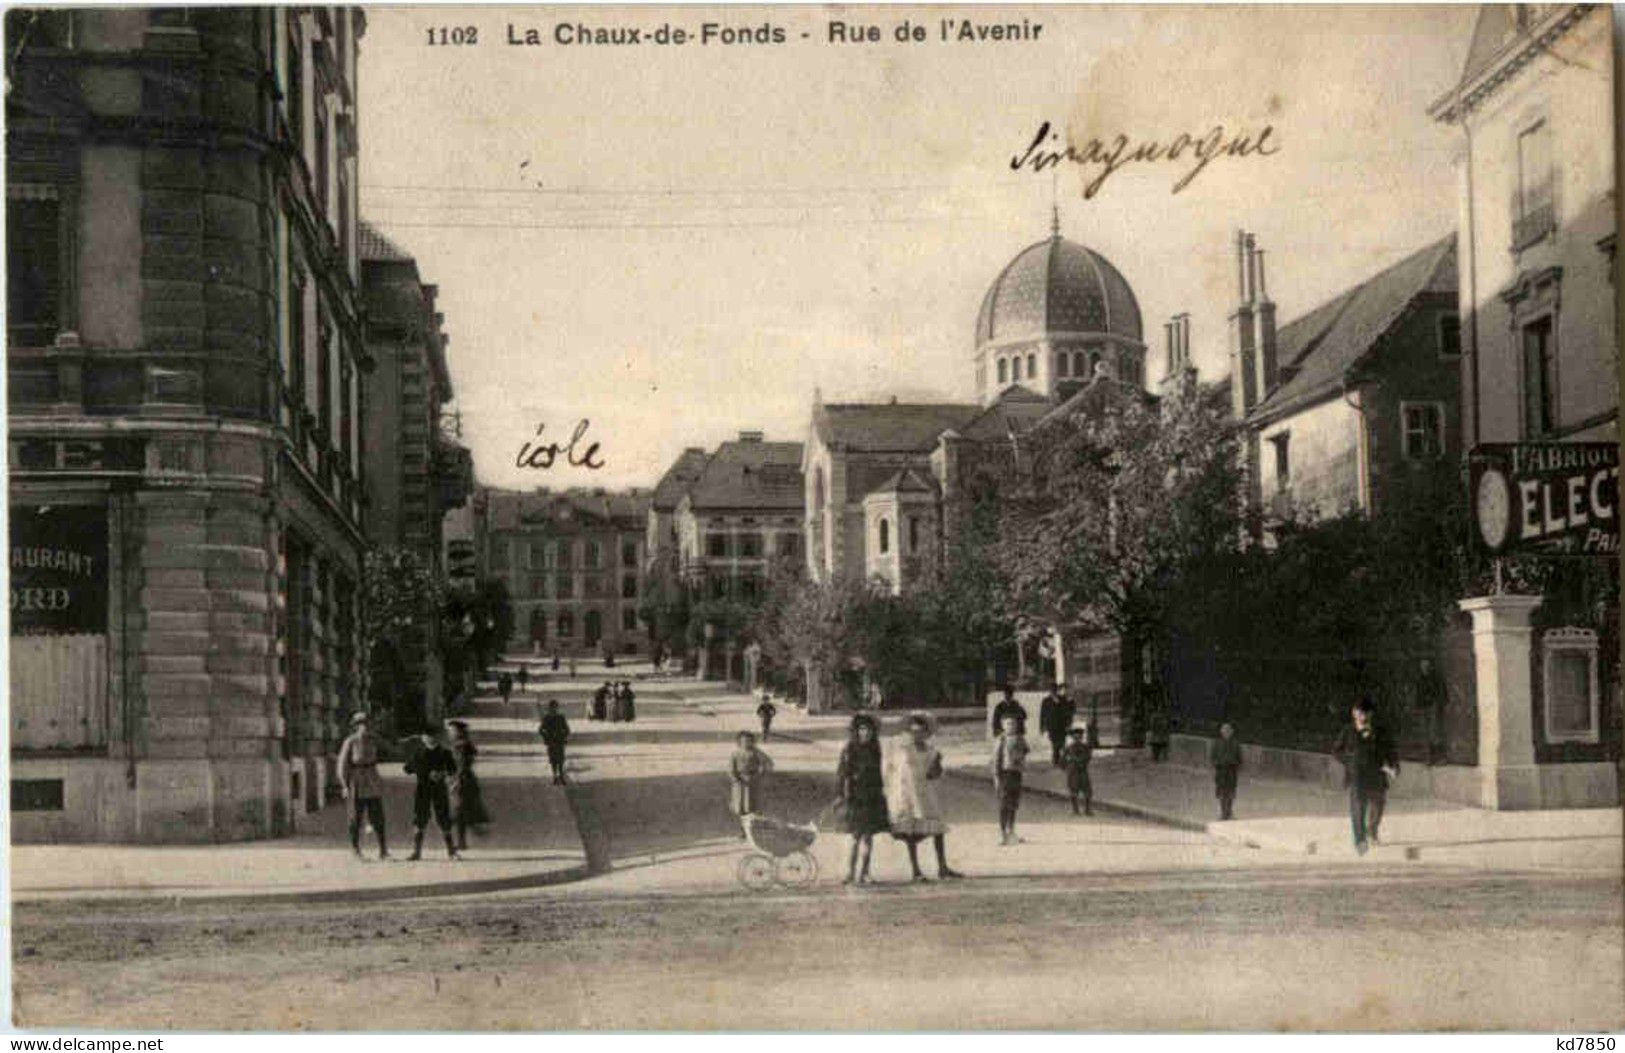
left=10, top=668, right=1623, bottom=1031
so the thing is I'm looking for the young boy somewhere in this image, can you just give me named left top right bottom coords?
left=1061, top=723, right=1094, bottom=816
left=1211, top=721, right=1243, bottom=820
left=991, top=714, right=1029, bottom=845
left=729, top=730, right=774, bottom=832
left=404, top=727, right=460, bottom=861
left=756, top=693, right=778, bottom=740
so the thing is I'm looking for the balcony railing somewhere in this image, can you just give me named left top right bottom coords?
left=1512, top=202, right=1556, bottom=253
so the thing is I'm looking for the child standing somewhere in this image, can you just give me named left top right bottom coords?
left=728, top=731, right=774, bottom=832
left=404, top=728, right=460, bottom=861
left=1211, top=721, right=1243, bottom=820
left=756, top=694, right=778, bottom=740
left=1061, top=723, right=1094, bottom=816
left=991, top=714, right=1029, bottom=846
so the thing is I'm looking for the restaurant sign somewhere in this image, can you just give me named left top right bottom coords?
left=1468, top=443, right=1618, bottom=557
left=9, top=504, right=109, bottom=634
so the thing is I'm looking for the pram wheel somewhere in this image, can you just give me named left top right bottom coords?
left=774, top=850, right=818, bottom=888
left=737, top=853, right=775, bottom=891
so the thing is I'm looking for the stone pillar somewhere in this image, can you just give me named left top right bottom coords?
left=1458, top=594, right=1543, bottom=809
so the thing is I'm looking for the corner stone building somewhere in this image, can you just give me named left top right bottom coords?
left=8, top=9, right=369, bottom=841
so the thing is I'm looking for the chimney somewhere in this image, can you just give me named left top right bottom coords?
left=1252, top=244, right=1279, bottom=396
left=738, top=430, right=764, bottom=443
left=1163, top=320, right=1177, bottom=379
left=1230, top=230, right=1259, bottom=417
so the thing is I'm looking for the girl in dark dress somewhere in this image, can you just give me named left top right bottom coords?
left=446, top=720, right=490, bottom=850
left=836, top=714, right=889, bottom=885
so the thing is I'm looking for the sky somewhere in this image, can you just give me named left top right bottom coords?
left=358, top=4, right=1478, bottom=492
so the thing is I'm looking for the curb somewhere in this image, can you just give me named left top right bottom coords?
left=10, top=859, right=593, bottom=909
left=941, top=766, right=1211, bottom=834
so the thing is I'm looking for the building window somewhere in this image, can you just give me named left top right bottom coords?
left=777, top=533, right=800, bottom=557
left=538, top=541, right=557, bottom=570
left=285, top=19, right=304, bottom=147
left=706, top=533, right=728, bottom=558
left=1401, top=402, right=1445, bottom=460
left=557, top=611, right=574, bottom=638
left=490, top=540, right=509, bottom=569
left=907, top=516, right=920, bottom=554
left=1026, top=353, right=1037, bottom=379
left=1011, top=357, right=1022, bottom=382
left=1543, top=628, right=1600, bottom=743
left=313, top=100, right=330, bottom=217
left=1437, top=313, right=1461, bottom=359
left=622, top=608, right=639, bottom=632
left=556, top=574, right=574, bottom=599
left=288, top=268, right=308, bottom=416
left=710, top=575, right=729, bottom=600
left=621, top=573, right=637, bottom=599
left=997, top=358, right=1007, bottom=384
left=1513, top=120, right=1555, bottom=250
left=621, top=539, right=637, bottom=566
left=555, top=540, right=572, bottom=568
left=584, top=540, right=602, bottom=569
left=737, top=532, right=762, bottom=559
left=878, top=518, right=890, bottom=555
left=1269, top=433, right=1291, bottom=488
left=529, top=575, right=548, bottom=598
left=1521, top=314, right=1557, bottom=438
left=1070, top=351, right=1084, bottom=376
left=1056, top=353, right=1070, bottom=378
left=5, top=190, right=64, bottom=347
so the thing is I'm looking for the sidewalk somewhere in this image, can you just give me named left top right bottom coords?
left=670, top=682, right=1622, bottom=873
left=933, top=724, right=1622, bottom=871
left=10, top=716, right=589, bottom=905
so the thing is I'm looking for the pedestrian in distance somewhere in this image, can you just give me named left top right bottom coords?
left=404, top=726, right=460, bottom=861
left=990, top=684, right=1027, bottom=740
left=539, top=700, right=572, bottom=784
left=1334, top=697, right=1399, bottom=855
left=991, top=713, right=1029, bottom=845
left=1211, top=721, right=1243, bottom=821
left=591, top=681, right=608, bottom=721
left=885, top=711, right=963, bottom=881
left=498, top=671, right=514, bottom=706
left=605, top=649, right=616, bottom=669
left=621, top=680, right=637, bottom=722
left=447, top=719, right=490, bottom=850
left=1147, top=707, right=1171, bottom=762
left=552, top=652, right=561, bottom=672
left=728, top=730, right=774, bottom=833
left=757, top=695, right=778, bottom=740
left=1061, top=723, right=1094, bottom=816
left=1416, top=656, right=1448, bottom=766
left=836, top=713, right=889, bottom=885
left=1039, top=685, right=1075, bottom=767
left=517, top=664, right=529, bottom=695
left=568, top=655, right=577, bottom=679
left=337, top=711, right=388, bottom=860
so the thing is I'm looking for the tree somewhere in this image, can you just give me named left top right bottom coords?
left=995, top=385, right=1245, bottom=645
left=362, top=547, right=441, bottom=734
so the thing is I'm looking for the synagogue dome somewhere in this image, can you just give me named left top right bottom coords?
left=974, top=233, right=1144, bottom=347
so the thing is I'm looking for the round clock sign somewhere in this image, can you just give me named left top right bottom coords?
left=1475, top=465, right=1513, bottom=551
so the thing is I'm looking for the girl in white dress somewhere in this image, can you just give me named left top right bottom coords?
left=884, top=712, right=965, bottom=882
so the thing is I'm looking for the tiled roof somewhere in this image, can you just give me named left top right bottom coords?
left=871, top=467, right=937, bottom=495
left=650, top=448, right=711, bottom=512
left=958, top=385, right=1054, bottom=440
left=1038, top=375, right=1155, bottom=426
left=815, top=402, right=981, bottom=452
left=975, top=234, right=1144, bottom=345
left=485, top=487, right=650, bottom=529
left=685, top=440, right=805, bottom=511
left=1249, top=234, right=1457, bottom=425
left=358, top=221, right=414, bottom=263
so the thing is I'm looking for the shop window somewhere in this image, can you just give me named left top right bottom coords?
left=1543, top=628, right=1599, bottom=743
left=1401, top=402, right=1445, bottom=460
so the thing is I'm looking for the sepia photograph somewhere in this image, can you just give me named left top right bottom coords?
left=3, top=1, right=1622, bottom=1035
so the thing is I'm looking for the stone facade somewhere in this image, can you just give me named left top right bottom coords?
left=8, top=9, right=368, bottom=841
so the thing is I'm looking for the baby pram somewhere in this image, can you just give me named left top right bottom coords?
left=736, top=811, right=822, bottom=891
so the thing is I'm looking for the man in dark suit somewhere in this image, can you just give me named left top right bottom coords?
left=989, top=685, right=1027, bottom=740
left=1334, top=697, right=1399, bottom=855
left=1038, top=686, right=1076, bottom=767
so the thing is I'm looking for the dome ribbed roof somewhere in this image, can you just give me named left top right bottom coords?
left=975, top=235, right=1143, bottom=346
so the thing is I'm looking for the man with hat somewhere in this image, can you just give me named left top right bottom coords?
left=338, top=711, right=389, bottom=860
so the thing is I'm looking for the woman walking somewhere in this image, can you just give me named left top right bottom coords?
left=836, top=714, right=888, bottom=885
left=885, top=712, right=964, bottom=882
left=447, top=720, right=490, bottom=850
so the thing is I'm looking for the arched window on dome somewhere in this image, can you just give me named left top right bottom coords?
left=997, top=358, right=1007, bottom=384
left=878, top=517, right=890, bottom=555
left=1056, top=353, right=1069, bottom=378
left=1027, top=353, right=1036, bottom=379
